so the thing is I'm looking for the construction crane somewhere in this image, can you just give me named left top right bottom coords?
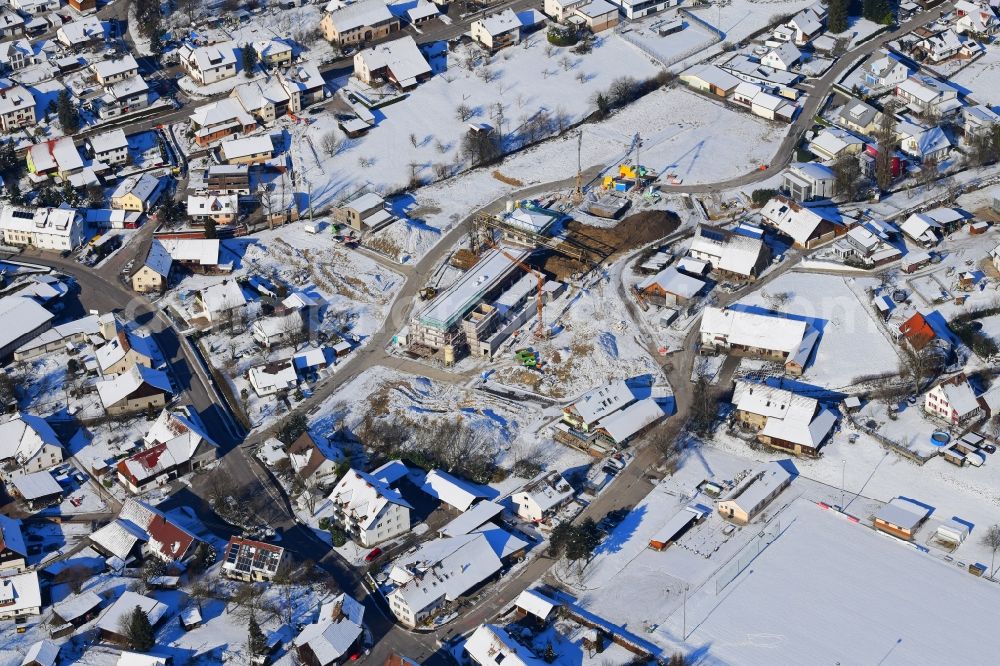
left=482, top=237, right=547, bottom=340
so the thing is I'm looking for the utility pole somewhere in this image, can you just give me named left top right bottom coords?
left=682, top=584, right=688, bottom=641
left=573, top=131, right=583, bottom=203
left=841, top=459, right=846, bottom=508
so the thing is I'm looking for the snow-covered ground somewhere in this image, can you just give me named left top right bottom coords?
left=688, top=0, right=815, bottom=45
left=731, top=270, right=902, bottom=390
left=951, top=43, right=1000, bottom=103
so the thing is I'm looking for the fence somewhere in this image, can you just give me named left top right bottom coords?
left=616, top=19, right=721, bottom=69
left=715, top=519, right=783, bottom=595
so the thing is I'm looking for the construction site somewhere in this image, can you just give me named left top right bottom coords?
left=397, top=133, right=679, bottom=367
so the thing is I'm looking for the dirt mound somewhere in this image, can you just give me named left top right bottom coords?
left=543, top=209, right=680, bottom=279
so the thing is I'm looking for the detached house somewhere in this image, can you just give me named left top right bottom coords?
left=732, top=381, right=836, bottom=456
left=91, top=56, right=139, bottom=87
left=88, top=129, right=129, bottom=166
left=760, top=42, right=801, bottom=71
left=0, top=83, right=34, bottom=131
left=895, top=75, right=961, bottom=117
left=189, top=98, right=257, bottom=147
left=252, top=39, right=293, bottom=68
left=327, top=463, right=412, bottom=547
left=195, top=280, right=247, bottom=323
left=179, top=42, right=238, bottom=85
left=90, top=497, right=200, bottom=563
left=354, top=36, right=431, bottom=90
left=56, top=17, right=105, bottom=50
left=913, top=28, right=963, bottom=63
left=96, top=365, right=172, bottom=416
left=472, top=9, right=524, bottom=51
left=0, top=515, right=26, bottom=574
left=782, top=162, right=835, bottom=201
left=115, top=408, right=219, bottom=492
left=925, top=373, right=983, bottom=425
left=96, top=328, right=157, bottom=376
left=221, top=536, right=285, bottom=581
left=321, top=0, right=400, bottom=45
left=111, top=172, right=165, bottom=212
left=0, top=413, right=63, bottom=481
left=760, top=195, right=844, bottom=248
left=331, top=192, right=395, bottom=232
left=955, top=0, right=999, bottom=35
left=700, top=306, right=818, bottom=376
left=294, top=594, right=365, bottom=666
left=637, top=266, right=706, bottom=306
left=716, top=461, right=792, bottom=524
left=865, top=53, right=909, bottom=89
left=511, top=471, right=573, bottom=522
left=220, top=134, right=273, bottom=164
left=187, top=193, right=239, bottom=224
left=97, top=75, right=150, bottom=119
left=688, top=225, right=770, bottom=281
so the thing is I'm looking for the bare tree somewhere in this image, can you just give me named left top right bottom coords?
left=409, top=133, right=418, bottom=148
left=455, top=103, right=474, bottom=122
left=983, top=524, right=1000, bottom=579
left=874, top=102, right=899, bottom=191
left=558, top=55, right=571, bottom=71
left=544, top=44, right=555, bottom=58
left=321, top=131, right=342, bottom=157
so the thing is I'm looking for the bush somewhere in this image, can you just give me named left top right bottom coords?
left=318, top=517, right=330, bottom=530
left=329, top=526, right=347, bottom=548
left=750, top=188, right=777, bottom=207
left=513, top=459, right=543, bottom=479
left=547, top=26, right=578, bottom=47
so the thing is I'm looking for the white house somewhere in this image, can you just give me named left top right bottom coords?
left=91, top=56, right=140, bottom=87
left=293, top=594, right=365, bottom=666
left=865, top=53, right=909, bottom=89
left=88, top=129, right=129, bottom=166
left=914, top=28, right=963, bottom=62
left=511, top=471, right=574, bottom=522
left=760, top=195, right=843, bottom=249
left=700, top=305, right=818, bottom=376
left=354, top=35, right=431, bottom=90
left=466, top=625, right=545, bottom=666
left=895, top=75, right=961, bottom=116
left=955, top=0, right=999, bottom=35
left=732, top=381, right=836, bottom=456
left=809, top=127, right=864, bottom=160
left=0, top=571, right=40, bottom=619
left=0, top=413, right=63, bottom=481
left=782, top=162, right=835, bottom=201
left=0, top=206, right=84, bottom=252
left=925, top=373, right=982, bottom=425
left=195, top=280, right=246, bottom=323
left=760, top=42, right=801, bottom=71
left=471, top=9, right=524, bottom=51
left=688, top=225, right=770, bottom=281
left=179, top=42, right=238, bottom=85
left=326, top=464, right=412, bottom=547
left=248, top=359, right=298, bottom=396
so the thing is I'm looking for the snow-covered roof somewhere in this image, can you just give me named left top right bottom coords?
left=221, top=536, right=285, bottom=578
left=198, top=280, right=246, bottom=313
left=637, top=266, right=705, bottom=299
left=439, top=500, right=504, bottom=537
left=570, top=380, right=636, bottom=425
left=875, top=497, right=930, bottom=530
left=97, top=591, right=168, bottom=634
left=12, top=470, right=61, bottom=500
left=503, top=207, right=559, bottom=235
left=474, top=8, right=522, bottom=36
left=96, top=365, right=172, bottom=409
left=91, top=55, right=139, bottom=81
left=117, top=652, right=170, bottom=666
left=809, top=127, right=863, bottom=157
left=0, top=413, right=60, bottom=465
left=144, top=409, right=218, bottom=458
left=111, top=173, right=164, bottom=205
left=89, top=128, right=128, bottom=155
left=934, top=374, right=980, bottom=417
left=356, top=35, right=430, bottom=88
left=329, top=468, right=413, bottom=531
left=897, top=74, right=957, bottom=103
left=465, top=625, right=546, bottom=666
left=158, top=239, right=221, bottom=266
left=232, top=77, right=289, bottom=112
left=96, top=329, right=156, bottom=373
left=763, top=42, right=801, bottom=68
left=516, top=471, right=573, bottom=513
left=0, top=296, right=54, bottom=353
left=720, top=461, right=792, bottom=515
left=189, top=98, right=254, bottom=129
left=405, top=0, right=439, bottom=21
left=0, top=514, right=26, bottom=558
left=0, top=572, right=39, bottom=615
left=596, top=397, right=664, bottom=443
left=324, top=0, right=394, bottom=31
left=180, top=41, right=237, bottom=73
left=701, top=306, right=810, bottom=356
left=57, top=16, right=105, bottom=45
left=293, top=594, right=365, bottom=664
left=0, top=205, right=80, bottom=236
left=761, top=407, right=836, bottom=450
left=681, top=63, right=740, bottom=91
left=515, top=588, right=559, bottom=620
left=760, top=196, right=836, bottom=246
left=53, top=591, right=103, bottom=623
left=0, top=84, right=32, bottom=117
left=22, top=639, right=59, bottom=666
left=421, top=469, right=489, bottom=511
left=900, top=212, right=944, bottom=243
left=220, top=134, right=273, bottom=160
left=689, top=226, right=767, bottom=277
left=187, top=193, right=238, bottom=217
left=388, top=533, right=503, bottom=612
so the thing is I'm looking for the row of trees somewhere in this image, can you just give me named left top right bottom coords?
left=827, top=0, right=893, bottom=36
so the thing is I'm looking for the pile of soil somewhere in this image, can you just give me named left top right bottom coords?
left=542, top=209, right=680, bottom=279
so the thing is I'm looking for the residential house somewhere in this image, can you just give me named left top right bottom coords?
left=96, top=591, right=168, bottom=643
left=11, top=471, right=62, bottom=509
left=680, top=64, right=740, bottom=97
left=52, top=592, right=104, bottom=628
left=327, top=464, right=412, bottom=547
left=248, top=359, right=298, bottom=396
left=561, top=380, right=636, bottom=433
left=760, top=195, right=844, bottom=248
left=0, top=296, right=54, bottom=359
left=8, top=0, right=58, bottom=17
left=253, top=39, right=293, bottom=68
left=955, top=0, right=999, bottom=35
left=294, top=594, right=365, bottom=666
left=865, top=53, right=909, bottom=89
left=0, top=39, right=34, bottom=71
left=277, top=62, right=326, bottom=113
left=786, top=5, right=825, bottom=44
left=179, top=41, right=238, bottom=85
left=897, top=120, right=952, bottom=163
left=0, top=82, right=34, bottom=131
left=0, top=11, right=25, bottom=40
left=960, top=104, right=1000, bottom=143
left=637, top=266, right=706, bottom=306
left=782, top=162, right=835, bottom=201
left=87, top=129, right=129, bottom=166
left=760, top=42, right=801, bottom=71
left=110, top=173, right=165, bottom=213
left=221, top=536, right=285, bottom=581
left=913, top=28, right=963, bottom=63
left=195, top=280, right=246, bottom=323
left=837, top=223, right=902, bottom=267
left=900, top=207, right=964, bottom=246
left=287, top=431, right=344, bottom=483
left=405, top=1, right=439, bottom=26
left=895, top=75, right=961, bottom=117
left=230, top=77, right=290, bottom=124
left=252, top=310, right=305, bottom=348
left=187, top=194, right=239, bottom=224
left=511, top=471, right=573, bottom=522
left=204, top=164, right=250, bottom=194
left=387, top=530, right=526, bottom=628
left=331, top=192, right=394, bottom=232
left=716, top=461, right=793, bottom=524
left=472, top=9, right=525, bottom=51
left=688, top=225, right=770, bottom=281
left=515, top=589, right=560, bottom=624
left=91, top=56, right=140, bottom=87
left=836, top=99, right=882, bottom=135
left=809, top=127, right=864, bottom=160
left=56, top=17, right=104, bottom=50
left=899, top=311, right=938, bottom=351
left=96, top=365, right=173, bottom=416
left=594, top=398, right=666, bottom=446
left=607, top=0, right=678, bottom=20
left=465, top=625, right=545, bottom=666
left=0, top=206, right=84, bottom=251
left=157, top=238, right=229, bottom=274
left=321, top=0, right=400, bottom=45
left=97, top=75, right=150, bottom=119
left=0, top=515, right=26, bottom=574
left=90, top=497, right=200, bottom=562
left=873, top=497, right=931, bottom=540
left=354, top=36, right=431, bottom=90
left=220, top=134, right=273, bottom=164
left=925, top=373, right=983, bottom=425
left=732, top=381, right=836, bottom=456
left=700, top=305, right=818, bottom=376
left=96, top=328, right=156, bottom=376
left=26, top=137, right=85, bottom=182
left=116, top=410, right=219, bottom=493
left=189, top=98, right=258, bottom=147
left=21, top=640, right=59, bottom=666
left=569, top=0, right=619, bottom=32
left=0, top=572, right=40, bottom=620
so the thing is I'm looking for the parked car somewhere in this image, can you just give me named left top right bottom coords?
left=364, top=547, right=382, bottom=562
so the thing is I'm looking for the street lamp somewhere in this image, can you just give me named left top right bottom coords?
left=841, top=459, right=846, bottom=508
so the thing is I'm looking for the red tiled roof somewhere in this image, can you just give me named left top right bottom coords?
left=900, top=313, right=935, bottom=351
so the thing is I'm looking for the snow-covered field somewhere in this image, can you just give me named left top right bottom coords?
left=618, top=16, right=719, bottom=65
left=688, top=0, right=815, bottom=44
left=732, top=270, right=902, bottom=389
left=951, top=44, right=1000, bottom=103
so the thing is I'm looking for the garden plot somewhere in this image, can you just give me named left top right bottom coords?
left=951, top=44, right=1000, bottom=101
left=618, top=16, right=719, bottom=65
left=733, top=271, right=901, bottom=389
left=367, top=85, right=786, bottom=265
left=688, top=0, right=816, bottom=44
